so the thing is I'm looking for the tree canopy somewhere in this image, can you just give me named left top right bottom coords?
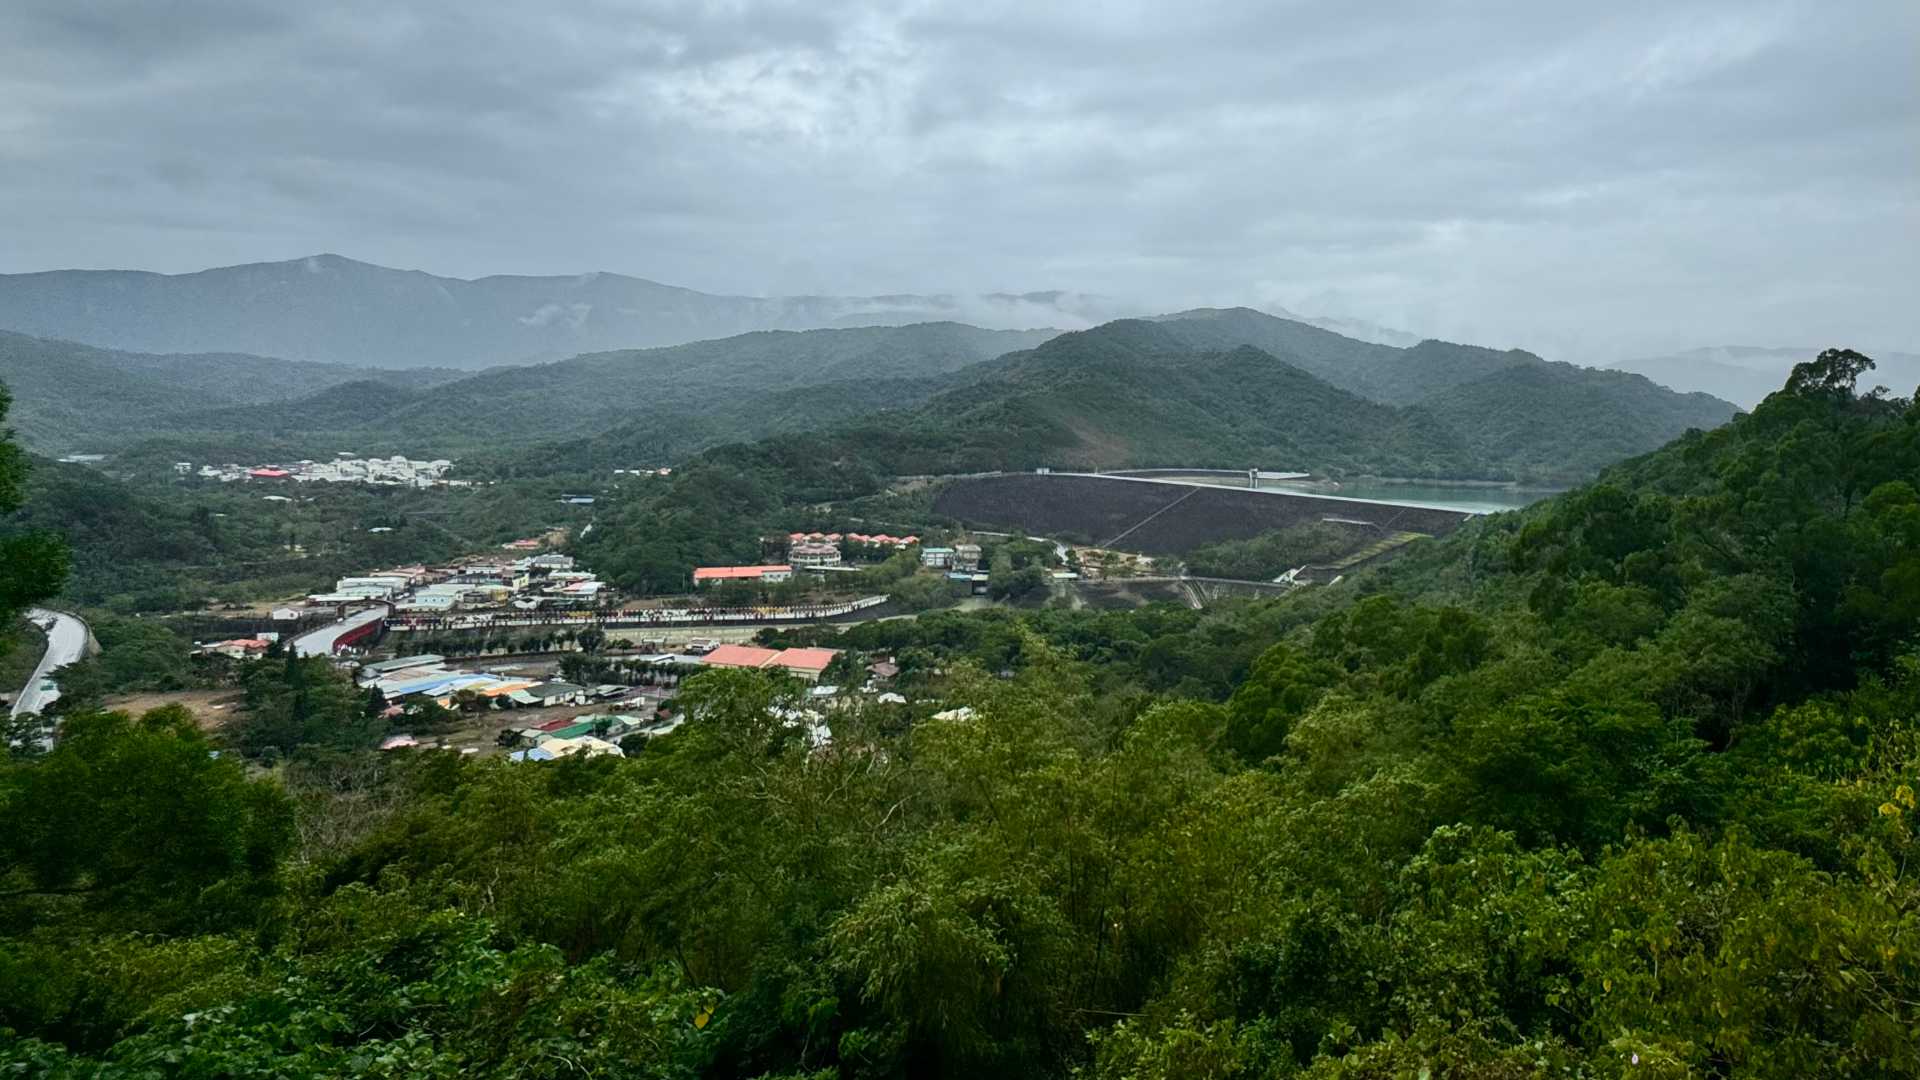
left=0, top=354, right=1915, bottom=1076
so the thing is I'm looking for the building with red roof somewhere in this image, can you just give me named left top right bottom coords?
left=771, top=647, right=841, bottom=681
left=200, top=638, right=272, bottom=659
left=701, top=644, right=843, bottom=682
left=702, top=644, right=783, bottom=669
left=845, top=532, right=919, bottom=551
left=693, top=565, right=793, bottom=585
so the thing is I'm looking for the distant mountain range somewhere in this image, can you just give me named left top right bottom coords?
left=1260, top=305, right=1424, bottom=348
left=1609, top=345, right=1920, bottom=409
left=0, top=322, right=1057, bottom=458
left=560, top=311, right=1739, bottom=484
left=162, top=322, right=1057, bottom=462
left=1, top=295, right=1738, bottom=484
left=0, top=254, right=1112, bottom=370
left=812, top=319, right=1486, bottom=477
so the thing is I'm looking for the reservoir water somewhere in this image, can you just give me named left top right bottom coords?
left=1296, top=481, right=1559, bottom=515
left=1095, top=470, right=1564, bottom=515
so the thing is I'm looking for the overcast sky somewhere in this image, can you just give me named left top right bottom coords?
left=2, top=0, right=1914, bottom=362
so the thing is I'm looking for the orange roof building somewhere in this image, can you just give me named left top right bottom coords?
left=771, top=647, right=840, bottom=680
left=701, top=644, right=843, bottom=682
left=703, top=644, right=782, bottom=669
left=692, top=565, right=793, bottom=585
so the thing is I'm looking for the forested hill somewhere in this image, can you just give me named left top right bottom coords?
left=2, top=453, right=581, bottom=612
left=563, top=316, right=1732, bottom=494
left=7, top=307, right=1725, bottom=478
left=65, top=322, right=1058, bottom=463
left=1153, top=308, right=1744, bottom=440
left=0, top=331, right=462, bottom=453
left=566, top=321, right=1722, bottom=591
left=1153, top=306, right=1539, bottom=404
left=841, top=319, right=1482, bottom=475
left=569, top=319, right=1482, bottom=505
left=1418, top=358, right=1738, bottom=477
left=4, top=351, right=1914, bottom=1076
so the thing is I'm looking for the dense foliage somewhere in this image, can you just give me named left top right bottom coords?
left=1183, top=524, right=1354, bottom=580
left=2, top=458, right=590, bottom=610
left=0, top=330, right=460, bottom=455
left=0, top=385, right=67, bottom=624
left=11, top=322, right=1048, bottom=464
left=8, top=310, right=1731, bottom=490
left=1419, top=359, right=1738, bottom=481
left=571, top=318, right=1738, bottom=593
left=41, top=616, right=219, bottom=711
left=1, top=352, right=1915, bottom=1077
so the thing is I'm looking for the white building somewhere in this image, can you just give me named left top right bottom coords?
left=790, top=541, right=842, bottom=569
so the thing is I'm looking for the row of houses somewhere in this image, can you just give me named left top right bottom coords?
left=357, top=641, right=840, bottom=717
left=197, top=634, right=281, bottom=659
left=189, top=454, right=457, bottom=487
left=919, top=543, right=982, bottom=570
left=503, top=712, right=686, bottom=761
left=381, top=712, right=681, bottom=760
left=356, top=654, right=614, bottom=709
left=777, top=531, right=923, bottom=567
left=698, top=535, right=991, bottom=590
left=786, top=530, right=922, bottom=549
left=306, top=553, right=609, bottom=613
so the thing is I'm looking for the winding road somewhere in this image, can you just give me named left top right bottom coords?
left=10, top=608, right=89, bottom=718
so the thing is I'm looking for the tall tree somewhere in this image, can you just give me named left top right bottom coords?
left=0, top=382, right=68, bottom=625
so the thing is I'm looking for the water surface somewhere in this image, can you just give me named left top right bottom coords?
left=1272, top=480, right=1558, bottom=515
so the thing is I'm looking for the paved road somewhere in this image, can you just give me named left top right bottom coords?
left=10, top=608, right=89, bottom=718
left=293, top=606, right=389, bottom=657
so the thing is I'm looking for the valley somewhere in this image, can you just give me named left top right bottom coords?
left=1, top=263, right=1912, bottom=1080
left=4, top=5, right=1915, bottom=1073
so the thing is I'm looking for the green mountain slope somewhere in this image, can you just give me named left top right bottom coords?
left=149, top=321, right=1058, bottom=461
left=0, top=334, right=217, bottom=451
left=866, top=319, right=1479, bottom=474
left=0, top=331, right=462, bottom=453
left=650, top=317, right=1722, bottom=482
left=1153, top=306, right=1540, bottom=404
left=1416, top=359, right=1739, bottom=481
left=10, top=305, right=1735, bottom=489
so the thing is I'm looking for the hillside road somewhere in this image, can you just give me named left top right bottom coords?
left=10, top=609, right=89, bottom=718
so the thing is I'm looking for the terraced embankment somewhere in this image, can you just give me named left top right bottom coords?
left=933, top=472, right=1475, bottom=558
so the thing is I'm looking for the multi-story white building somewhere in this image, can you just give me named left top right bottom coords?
left=789, top=541, right=843, bottom=569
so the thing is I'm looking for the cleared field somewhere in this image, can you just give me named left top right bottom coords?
left=933, top=473, right=1474, bottom=558
left=102, top=690, right=242, bottom=727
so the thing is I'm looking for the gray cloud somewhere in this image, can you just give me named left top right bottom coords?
left=1, top=0, right=1913, bottom=362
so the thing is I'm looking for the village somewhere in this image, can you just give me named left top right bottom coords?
left=181, top=522, right=1102, bottom=762
left=181, top=452, right=461, bottom=486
